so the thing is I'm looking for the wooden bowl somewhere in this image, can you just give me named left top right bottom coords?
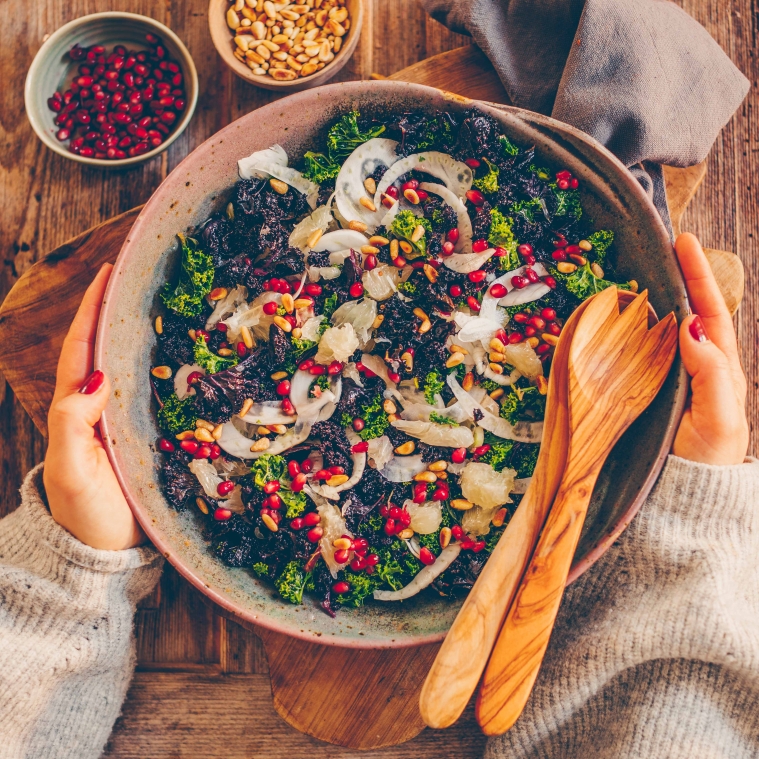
left=24, top=12, right=198, bottom=169
left=208, top=0, right=363, bottom=91
left=96, top=81, right=687, bottom=648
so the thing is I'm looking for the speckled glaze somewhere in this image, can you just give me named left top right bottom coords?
left=96, top=81, right=687, bottom=649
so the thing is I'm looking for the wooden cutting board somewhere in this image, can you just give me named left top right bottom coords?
left=0, top=45, right=745, bottom=749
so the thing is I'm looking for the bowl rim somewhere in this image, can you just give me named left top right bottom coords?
left=24, top=11, right=199, bottom=168
left=206, top=0, right=363, bottom=91
left=96, top=79, right=685, bottom=648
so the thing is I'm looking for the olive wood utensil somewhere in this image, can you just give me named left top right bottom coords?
left=475, top=287, right=678, bottom=734
left=419, top=293, right=594, bottom=729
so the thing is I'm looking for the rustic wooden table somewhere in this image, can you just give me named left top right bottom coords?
left=2, top=1, right=756, bottom=756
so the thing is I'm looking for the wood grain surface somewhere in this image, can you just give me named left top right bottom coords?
left=477, top=290, right=678, bottom=734
left=1, top=1, right=756, bottom=756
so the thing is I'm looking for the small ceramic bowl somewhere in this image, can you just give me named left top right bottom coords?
left=208, top=0, right=362, bottom=91
left=25, top=12, right=198, bottom=169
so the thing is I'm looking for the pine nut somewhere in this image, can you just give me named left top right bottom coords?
left=451, top=498, right=474, bottom=511
left=251, top=437, right=271, bottom=452
left=333, top=537, right=352, bottom=550
left=462, top=371, right=474, bottom=391
left=428, top=460, right=448, bottom=472
left=155, top=315, right=163, bottom=334
left=591, top=262, right=605, bottom=278
left=213, top=424, right=224, bottom=440
left=333, top=35, right=342, bottom=52
left=411, top=224, right=426, bottom=243
left=291, top=327, right=302, bottom=339
left=368, top=235, right=389, bottom=246
left=439, top=526, right=452, bottom=548
left=255, top=44, right=271, bottom=59
left=348, top=220, right=367, bottom=232
left=359, top=196, right=376, bottom=212
left=489, top=362, right=504, bottom=374
left=239, top=398, right=254, bottom=417
left=273, top=316, right=292, bottom=332
left=401, top=351, right=413, bottom=372
left=526, top=337, right=540, bottom=349
left=414, top=471, right=437, bottom=483
left=629, top=279, right=639, bottom=293
left=210, top=286, right=229, bottom=301
left=151, top=365, right=172, bottom=379
left=361, top=245, right=379, bottom=255
left=287, top=55, right=302, bottom=71
left=398, top=527, right=415, bottom=539
left=399, top=240, right=413, bottom=255
left=419, top=319, right=432, bottom=334
left=270, top=178, right=288, bottom=194
left=557, top=262, right=577, bottom=274
left=257, top=426, right=271, bottom=436
left=490, top=351, right=506, bottom=363
left=542, top=333, right=559, bottom=346
left=569, top=253, right=587, bottom=266
left=196, top=497, right=209, bottom=515
left=262, top=513, right=278, bottom=532
left=449, top=344, right=468, bottom=355
left=372, top=315, right=384, bottom=329
left=489, top=337, right=506, bottom=352
left=423, top=263, right=438, bottom=283
left=492, top=508, right=508, bottom=528
left=227, top=8, right=241, bottom=28
left=252, top=20, right=266, bottom=38
left=235, top=34, right=251, bottom=51
left=176, top=430, right=196, bottom=440
left=489, top=388, right=505, bottom=400
left=272, top=50, right=289, bottom=61
left=383, top=399, right=397, bottom=414
left=281, top=293, right=295, bottom=313
left=241, top=325, right=254, bottom=349
left=188, top=328, right=197, bottom=341
left=263, top=0, right=276, bottom=18
left=389, top=239, right=399, bottom=259
left=246, top=50, right=265, bottom=64
left=218, top=348, right=234, bottom=356
left=196, top=419, right=215, bottom=430
left=293, top=298, right=312, bottom=309
left=271, top=370, right=289, bottom=380
left=327, top=474, right=349, bottom=487
left=404, top=188, right=420, bottom=204
left=394, top=441, right=416, bottom=455
left=578, top=239, right=592, bottom=251
left=195, top=428, right=215, bottom=443
left=363, top=177, right=377, bottom=195
left=446, top=352, right=466, bottom=368
left=536, top=375, right=549, bottom=395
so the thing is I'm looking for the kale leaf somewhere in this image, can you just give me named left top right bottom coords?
left=488, top=208, right=519, bottom=269
left=555, top=261, right=630, bottom=301
left=275, top=561, right=314, bottom=604
left=335, top=572, right=378, bottom=607
left=391, top=210, right=431, bottom=257
left=157, top=393, right=198, bottom=434
left=326, top=110, right=386, bottom=162
left=429, top=411, right=458, bottom=426
left=587, top=230, right=614, bottom=265
left=341, top=393, right=389, bottom=441
left=302, top=150, right=340, bottom=183
left=160, top=235, right=214, bottom=318
left=423, top=371, right=445, bottom=405
left=193, top=335, right=239, bottom=374
left=499, top=385, right=546, bottom=424
left=251, top=454, right=286, bottom=488
left=473, top=157, right=499, bottom=194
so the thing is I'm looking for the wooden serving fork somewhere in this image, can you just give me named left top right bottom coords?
left=419, top=291, right=595, bottom=728
left=475, top=287, right=678, bottom=734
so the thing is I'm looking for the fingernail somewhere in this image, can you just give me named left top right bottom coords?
left=689, top=315, right=709, bottom=343
left=79, top=370, right=105, bottom=394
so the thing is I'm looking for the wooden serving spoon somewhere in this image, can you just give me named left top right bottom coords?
left=475, top=287, right=678, bottom=734
left=419, top=293, right=594, bottom=728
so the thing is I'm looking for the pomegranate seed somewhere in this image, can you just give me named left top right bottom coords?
left=524, top=325, right=537, bottom=337
left=214, top=507, right=232, bottom=521
left=291, top=473, right=307, bottom=492
left=387, top=370, right=401, bottom=384
left=556, top=170, right=571, bottom=181
left=297, top=358, right=315, bottom=373
left=489, top=283, right=507, bottom=298
left=350, top=556, right=366, bottom=571
left=449, top=284, right=462, bottom=297
left=431, top=488, right=448, bottom=501
left=569, top=177, right=579, bottom=189
left=309, top=365, right=326, bottom=376
left=541, top=307, right=557, bottom=321
left=276, top=380, right=290, bottom=396
left=528, top=315, right=546, bottom=330
left=416, top=189, right=429, bottom=201
left=552, top=249, right=568, bottom=261
left=472, top=238, right=489, bottom=253
left=303, top=512, right=321, bottom=527
left=353, top=537, right=368, bottom=552
left=557, top=179, right=570, bottom=190
left=180, top=439, right=199, bottom=454
left=508, top=331, right=524, bottom=343
left=466, top=189, right=485, bottom=206
left=281, top=397, right=296, bottom=415
left=334, top=549, right=350, bottom=564
left=327, top=361, right=343, bottom=375
left=548, top=321, right=562, bottom=336
left=451, top=525, right=464, bottom=540
left=304, top=283, right=322, bottom=296
left=364, top=254, right=378, bottom=270
left=313, top=469, right=330, bottom=481
left=194, top=444, right=212, bottom=460
left=290, top=517, right=304, bottom=530
left=383, top=519, right=396, bottom=535
left=401, top=179, right=419, bottom=192
left=472, top=444, right=491, bottom=459
left=553, top=238, right=568, bottom=248
left=446, top=228, right=460, bottom=244
left=158, top=437, right=175, bottom=452
left=328, top=466, right=345, bottom=476
left=263, top=480, right=280, bottom=494
left=511, top=275, right=528, bottom=289
left=468, top=269, right=487, bottom=283
left=349, top=281, right=364, bottom=298
left=55, top=128, right=70, bottom=141
left=442, top=241, right=455, bottom=255
left=536, top=343, right=552, bottom=355
left=236, top=341, right=247, bottom=358
left=517, top=243, right=533, bottom=257
left=264, top=493, right=282, bottom=510
left=307, top=526, right=323, bottom=543
left=392, top=255, right=406, bottom=268
left=333, top=581, right=350, bottom=594
left=524, top=268, right=540, bottom=284
left=542, top=275, right=558, bottom=289
left=467, top=296, right=481, bottom=312
left=512, top=312, right=529, bottom=324
left=217, top=480, right=234, bottom=496
left=352, top=441, right=369, bottom=454
left=495, top=329, right=508, bottom=343
left=287, top=460, right=301, bottom=478
left=563, top=244, right=581, bottom=255
left=451, top=447, right=467, bottom=464
left=419, top=547, right=436, bottom=565
left=493, top=247, right=507, bottom=258
left=461, top=539, right=475, bottom=550
left=464, top=158, right=480, bottom=169
left=383, top=185, right=399, bottom=200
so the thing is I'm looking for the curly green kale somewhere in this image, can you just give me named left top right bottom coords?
left=423, top=371, right=445, bottom=405
left=485, top=526, right=506, bottom=553
left=321, top=292, right=339, bottom=325
left=551, top=186, right=582, bottom=219
left=391, top=210, right=431, bottom=257
left=251, top=454, right=286, bottom=488
left=396, top=281, right=417, bottom=295
left=488, top=209, right=519, bottom=269
left=511, top=444, right=539, bottom=478
left=280, top=489, right=307, bottom=519
left=479, top=378, right=504, bottom=394
left=326, top=110, right=386, bottom=162
left=418, top=531, right=443, bottom=558
left=193, top=335, right=239, bottom=374
left=160, top=235, right=214, bottom=318
left=586, top=230, right=614, bottom=265
left=157, top=393, right=199, bottom=435
left=530, top=164, right=551, bottom=181
left=335, top=572, right=379, bottom=607
left=373, top=540, right=420, bottom=590
left=500, top=135, right=520, bottom=156
left=510, top=197, right=546, bottom=224
left=429, top=412, right=458, bottom=426
left=302, top=150, right=340, bottom=183
left=481, top=433, right=516, bottom=472
left=499, top=386, right=546, bottom=425
left=314, top=373, right=331, bottom=393
left=252, top=562, right=269, bottom=578
left=275, top=561, right=314, bottom=604
left=341, top=394, right=389, bottom=441
left=473, top=157, right=499, bottom=194
left=554, top=261, right=630, bottom=301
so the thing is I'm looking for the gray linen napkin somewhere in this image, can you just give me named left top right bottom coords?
left=420, top=0, right=749, bottom=234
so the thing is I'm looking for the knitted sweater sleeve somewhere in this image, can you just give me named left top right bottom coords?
left=486, top=455, right=759, bottom=759
left=0, top=464, right=163, bottom=759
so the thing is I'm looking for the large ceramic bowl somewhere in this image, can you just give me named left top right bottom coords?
left=97, top=80, right=687, bottom=648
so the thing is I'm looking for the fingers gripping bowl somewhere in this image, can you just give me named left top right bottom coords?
left=97, top=81, right=687, bottom=648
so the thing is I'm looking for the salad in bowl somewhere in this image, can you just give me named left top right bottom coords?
left=149, top=106, right=636, bottom=617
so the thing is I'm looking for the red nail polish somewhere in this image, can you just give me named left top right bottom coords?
left=688, top=315, right=709, bottom=343
left=79, top=370, right=105, bottom=394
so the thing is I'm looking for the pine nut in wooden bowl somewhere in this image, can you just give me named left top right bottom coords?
left=208, top=0, right=362, bottom=91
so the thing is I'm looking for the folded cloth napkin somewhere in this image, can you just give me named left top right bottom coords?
left=420, top=0, right=749, bottom=233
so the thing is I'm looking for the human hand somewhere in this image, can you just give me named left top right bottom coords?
left=43, top=264, right=145, bottom=550
left=672, top=233, right=748, bottom=466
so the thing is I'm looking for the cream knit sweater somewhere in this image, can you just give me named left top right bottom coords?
left=0, top=457, right=757, bottom=758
